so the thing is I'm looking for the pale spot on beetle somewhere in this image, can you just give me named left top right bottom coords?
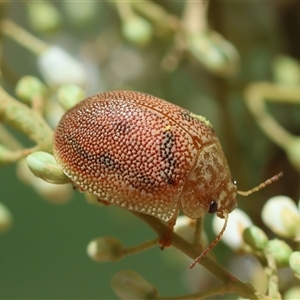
left=190, top=113, right=212, bottom=128
left=163, top=125, right=172, bottom=131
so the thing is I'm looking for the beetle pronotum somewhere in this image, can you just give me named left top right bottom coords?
left=53, top=90, right=282, bottom=268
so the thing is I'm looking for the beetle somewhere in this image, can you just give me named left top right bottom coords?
left=53, top=90, right=281, bottom=267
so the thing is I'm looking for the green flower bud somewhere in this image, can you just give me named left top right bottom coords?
left=243, top=226, right=268, bottom=251
left=27, top=1, right=62, bottom=33
left=63, top=1, right=99, bottom=26
left=284, top=286, right=300, bottom=299
left=287, top=139, right=300, bottom=173
left=57, top=84, right=85, bottom=111
left=289, top=251, right=300, bottom=280
left=122, top=16, right=153, bottom=46
left=111, top=270, right=158, bottom=300
left=273, top=55, right=300, bottom=86
left=262, top=196, right=300, bottom=239
left=266, top=239, right=293, bottom=268
left=87, top=237, right=123, bottom=262
left=15, top=76, right=48, bottom=105
left=187, top=30, right=239, bottom=76
left=0, top=202, right=13, bottom=234
left=26, top=151, right=70, bottom=184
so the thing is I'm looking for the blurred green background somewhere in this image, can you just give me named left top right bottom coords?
left=1, top=1, right=300, bottom=299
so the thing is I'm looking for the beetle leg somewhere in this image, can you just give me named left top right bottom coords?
left=97, top=198, right=110, bottom=206
left=159, top=207, right=179, bottom=249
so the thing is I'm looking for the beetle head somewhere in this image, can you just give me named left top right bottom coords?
left=180, top=141, right=237, bottom=220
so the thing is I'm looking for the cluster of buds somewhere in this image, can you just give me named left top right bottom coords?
left=209, top=195, right=300, bottom=296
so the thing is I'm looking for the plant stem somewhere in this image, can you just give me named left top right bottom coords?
left=133, top=0, right=180, bottom=31
left=115, top=2, right=135, bottom=22
left=122, top=238, right=159, bottom=257
left=182, top=0, right=209, bottom=34
left=193, top=217, right=203, bottom=248
left=0, top=86, right=53, bottom=153
left=135, top=213, right=270, bottom=300
left=263, top=247, right=281, bottom=299
left=1, top=19, right=49, bottom=55
left=156, top=283, right=234, bottom=300
left=0, top=124, right=23, bottom=150
left=0, top=145, right=37, bottom=165
left=244, top=82, right=297, bottom=151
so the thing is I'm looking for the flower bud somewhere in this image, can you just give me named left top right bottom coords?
left=187, top=30, right=239, bottom=76
left=289, top=251, right=300, bottom=280
left=272, top=55, right=300, bottom=86
left=17, top=159, right=72, bottom=203
left=63, top=1, right=99, bottom=26
left=243, top=226, right=268, bottom=251
left=287, top=139, right=300, bottom=173
left=284, top=287, right=300, bottom=299
left=213, top=208, right=252, bottom=250
left=266, top=239, right=293, bottom=268
left=57, top=84, right=85, bottom=111
left=111, top=270, right=157, bottom=300
left=0, top=202, right=13, bottom=233
left=27, top=1, right=62, bottom=33
left=87, top=237, right=123, bottom=262
left=37, top=46, right=88, bottom=88
left=26, top=151, right=70, bottom=184
left=15, top=76, right=48, bottom=105
left=262, top=196, right=300, bottom=239
left=122, top=16, right=153, bottom=46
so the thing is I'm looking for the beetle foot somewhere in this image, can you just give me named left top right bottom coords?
left=159, top=231, right=173, bottom=249
left=97, top=199, right=110, bottom=206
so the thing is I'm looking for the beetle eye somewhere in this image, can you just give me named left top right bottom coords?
left=208, top=201, right=218, bottom=214
left=231, top=178, right=237, bottom=185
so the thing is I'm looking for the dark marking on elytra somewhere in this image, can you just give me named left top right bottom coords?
left=68, top=133, right=172, bottom=192
left=98, top=153, right=117, bottom=171
left=69, top=136, right=89, bottom=159
left=68, top=136, right=118, bottom=172
left=180, top=111, right=193, bottom=122
left=114, top=121, right=130, bottom=135
left=160, top=130, right=177, bottom=185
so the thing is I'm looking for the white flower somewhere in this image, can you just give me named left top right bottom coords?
left=37, top=46, right=88, bottom=88
left=212, top=208, right=252, bottom=250
left=262, top=195, right=300, bottom=239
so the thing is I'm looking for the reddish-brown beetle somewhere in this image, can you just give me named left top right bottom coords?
left=53, top=91, right=281, bottom=267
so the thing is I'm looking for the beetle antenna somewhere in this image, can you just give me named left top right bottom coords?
left=189, top=213, right=228, bottom=269
left=237, top=172, right=283, bottom=197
